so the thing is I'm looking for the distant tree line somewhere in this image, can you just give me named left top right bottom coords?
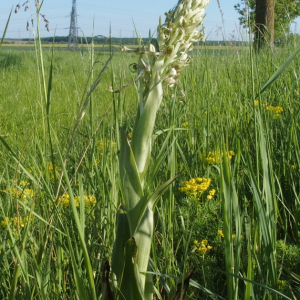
left=22, top=36, right=152, bottom=45
left=20, top=36, right=249, bottom=47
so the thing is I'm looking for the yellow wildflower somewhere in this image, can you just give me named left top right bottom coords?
left=218, top=230, right=224, bottom=237
left=197, top=247, right=207, bottom=255
left=181, top=122, right=189, bottom=128
left=1, top=217, right=9, bottom=228
left=179, top=177, right=211, bottom=197
left=84, top=195, right=96, bottom=207
left=3, top=187, right=34, bottom=199
left=12, top=216, right=25, bottom=227
left=24, top=188, right=34, bottom=198
left=266, top=106, right=283, bottom=118
left=209, top=189, right=216, bottom=195
left=97, top=139, right=116, bottom=153
left=201, top=240, right=208, bottom=246
left=58, top=194, right=73, bottom=208
left=1, top=216, right=27, bottom=229
left=193, top=239, right=212, bottom=255
left=48, top=162, right=62, bottom=180
left=204, top=151, right=235, bottom=165
left=277, top=280, right=285, bottom=287
left=59, top=194, right=96, bottom=208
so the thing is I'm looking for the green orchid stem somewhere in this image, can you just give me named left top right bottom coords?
left=111, top=1, right=210, bottom=299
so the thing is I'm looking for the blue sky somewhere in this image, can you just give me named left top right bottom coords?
left=0, top=0, right=299, bottom=40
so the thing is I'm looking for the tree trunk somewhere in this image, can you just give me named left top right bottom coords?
left=255, top=0, right=275, bottom=49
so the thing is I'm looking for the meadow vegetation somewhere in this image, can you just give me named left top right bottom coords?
left=1, top=5, right=300, bottom=300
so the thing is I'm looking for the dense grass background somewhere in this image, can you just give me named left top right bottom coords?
left=1, top=38, right=300, bottom=299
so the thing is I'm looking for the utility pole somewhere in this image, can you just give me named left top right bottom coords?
left=68, top=0, right=78, bottom=50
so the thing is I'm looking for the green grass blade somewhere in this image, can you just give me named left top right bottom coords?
left=145, top=271, right=225, bottom=300
left=219, top=271, right=292, bottom=300
left=118, top=238, right=145, bottom=300
left=119, top=127, right=144, bottom=235
left=0, top=6, right=13, bottom=49
left=259, top=44, right=300, bottom=95
left=111, top=204, right=131, bottom=284
left=0, top=136, right=38, bottom=184
left=148, top=175, right=179, bottom=210
left=59, top=152, right=97, bottom=300
left=66, top=227, right=87, bottom=300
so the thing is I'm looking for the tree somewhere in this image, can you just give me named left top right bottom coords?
left=235, top=0, right=300, bottom=44
left=255, top=0, right=275, bottom=48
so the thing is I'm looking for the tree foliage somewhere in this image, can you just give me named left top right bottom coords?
left=234, top=0, right=300, bottom=41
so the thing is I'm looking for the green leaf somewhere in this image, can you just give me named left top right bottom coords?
left=66, top=228, right=87, bottom=300
left=219, top=271, right=292, bottom=300
left=131, top=78, right=163, bottom=179
left=149, top=128, right=178, bottom=186
left=118, top=238, right=145, bottom=300
left=0, top=6, right=13, bottom=49
left=59, top=151, right=97, bottom=300
left=111, top=204, right=131, bottom=284
left=0, top=136, right=38, bottom=184
left=145, top=271, right=225, bottom=300
left=131, top=175, right=179, bottom=242
left=259, top=44, right=300, bottom=95
left=119, top=127, right=144, bottom=235
left=148, top=175, right=179, bottom=210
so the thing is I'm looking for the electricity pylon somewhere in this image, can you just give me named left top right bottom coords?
left=68, top=0, right=78, bottom=50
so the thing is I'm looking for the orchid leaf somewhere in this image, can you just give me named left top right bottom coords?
left=118, top=238, right=145, bottom=300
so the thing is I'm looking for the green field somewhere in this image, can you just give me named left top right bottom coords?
left=1, top=38, right=300, bottom=299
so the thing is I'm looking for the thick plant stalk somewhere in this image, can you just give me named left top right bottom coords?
left=111, top=1, right=210, bottom=299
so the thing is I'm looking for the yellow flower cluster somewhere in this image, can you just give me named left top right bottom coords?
left=290, top=165, right=300, bottom=172
left=218, top=230, right=237, bottom=239
left=77, top=195, right=96, bottom=207
left=218, top=230, right=224, bottom=237
left=277, top=280, right=286, bottom=287
left=97, top=139, right=116, bottom=152
left=58, top=194, right=96, bottom=208
left=1, top=216, right=28, bottom=229
left=193, top=240, right=212, bottom=255
left=206, top=189, right=216, bottom=200
left=254, top=101, right=283, bottom=117
left=204, top=151, right=235, bottom=165
left=181, top=122, right=189, bottom=128
left=3, top=187, right=34, bottom=199
left=254, top=100, right=268, bottom=106
left=179, top=178, right=211, bottom=196
left=266, top=106, right=283, bottom=117
left=48, top=162, right=62, bottom=179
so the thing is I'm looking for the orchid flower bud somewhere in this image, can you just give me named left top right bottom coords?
left=169, top=68, right=177, bottom=76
